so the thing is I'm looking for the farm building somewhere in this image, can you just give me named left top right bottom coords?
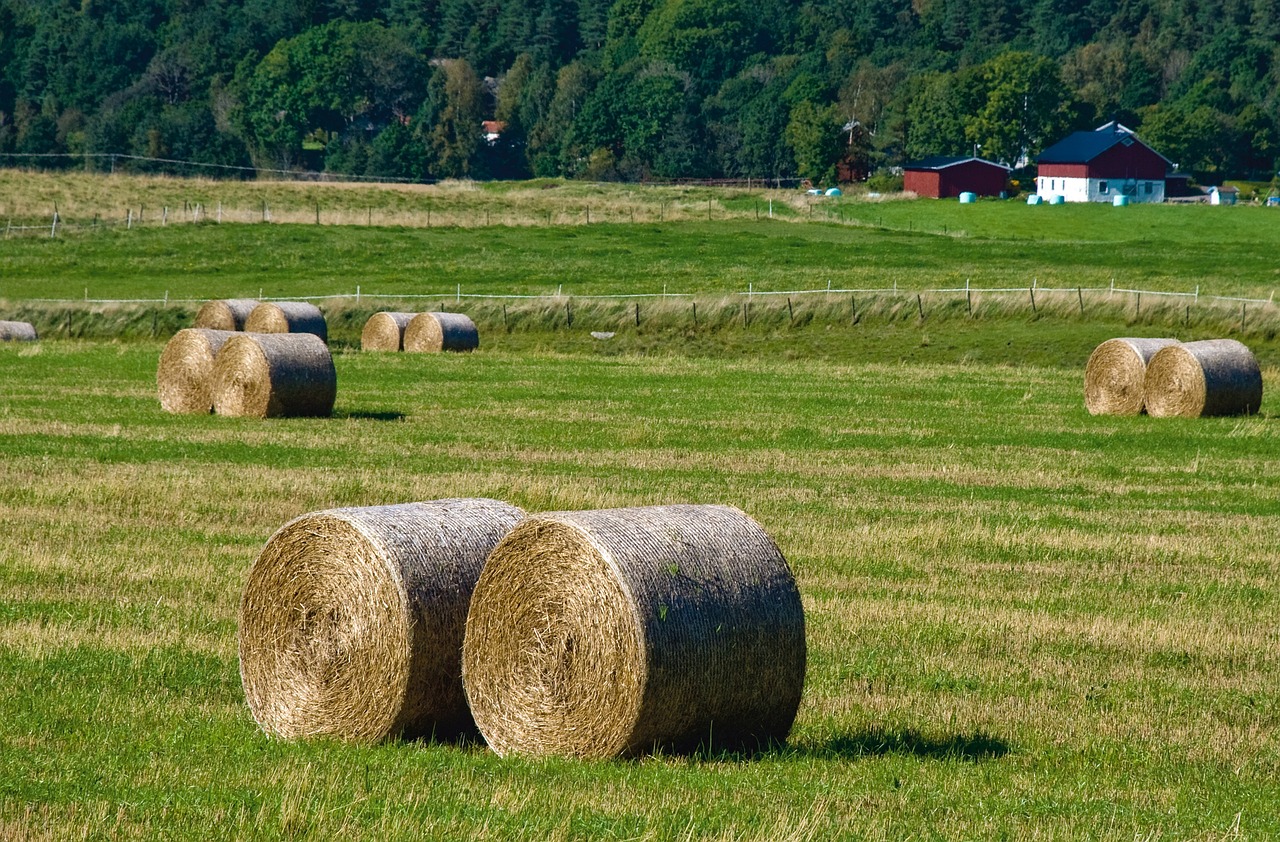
left=903, top=157, right=1011, bottom=198
left=1036, top=122, right=1171, bottom=203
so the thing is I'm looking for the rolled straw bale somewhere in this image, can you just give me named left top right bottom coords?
left=403, top=312, right=479, bottom=353
left=211, top=332, right=336, bottom=418
left=239, top=498, right=526, bottom=742
left=362, top=312, right=416, bottom=351
left=193, top=299, right=260, bottom=331
left=0, top=320, right=38, bottom=342
left=462, top=504, right=806, bottom=759
left=1144, top=339, right=1263, bottom=418
left=157, top=328, right=237, bottom=413
left=245, top=301, right=329, bottom=343
left=1083, top=337, right=1180, bottom=415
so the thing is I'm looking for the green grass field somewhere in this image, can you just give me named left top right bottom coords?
left=2, top=172, right=1279, bottom=839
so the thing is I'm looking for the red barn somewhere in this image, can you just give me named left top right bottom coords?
left=903, top=156, right=1011, bottom=198
left=1035, top=122, right=1171, bottom=203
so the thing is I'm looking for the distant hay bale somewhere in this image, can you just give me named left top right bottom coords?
left=462, top=504, right=806, bottom=759
left=211, top=332, right=336, bottom=418
left=1144, top=339, right=1263, bottom=418
left=193, top=299, right=260, bottom=331
left=245, top=301, right=328, bottom=343
left=361, top=312, right=416, bottom=351
left=157, top=328, right=237, bottom=413
left=404, top=312, right=479, bottom=353
left=1083, top=337, right=1180, bottom=415
left=239, top=498, right=526, bottom=742
left=0, top=320, right=37, bottom=342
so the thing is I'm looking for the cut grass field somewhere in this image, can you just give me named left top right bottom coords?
left=1, top=171, right=1279, bottom=839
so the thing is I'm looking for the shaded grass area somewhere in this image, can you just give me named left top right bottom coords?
left=1, top=339, right=1278, bottom=839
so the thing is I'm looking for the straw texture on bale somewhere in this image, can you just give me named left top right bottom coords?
left=1083, top=337, right=1180, bottom=415
left=239, top=498, right=526, bottom=742
left=245, top=301, right=329, bottom=343
left=403, top=312, right=479, bottom=353
left=462, top=504, right=806, bottom=759
left=361, top=312, right=417, bottom=351
left=211, top=332, right=336, bottom=418
left=157, top=328, right=237, bottom=413
left=1144, top=339, right=1263, bottom=417
left=193, top=299, right=260, bottom=331
left=0, top=320, right=38, bottom=342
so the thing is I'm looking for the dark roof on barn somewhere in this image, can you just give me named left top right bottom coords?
left=1038, top=127, right=1171, bottom=166
left=903, top=156, right=1011, bottom=172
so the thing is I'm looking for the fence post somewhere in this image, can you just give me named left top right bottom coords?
left=1077, top=287, right=1084, bottom=315
left=1136, top=291, right=1141, bottom=317
left=1241, top=301, right=1246, bottom=332
left=967, top=279, right=973, bottom=315
left=456, top=283, right=461, bottom=303
left=356, top=285, right=360, bottom=304
left=635, top=302, right=640, bottom=326
left=692, top=301, right=698, bottom=326
left=788, top=297, right=794, bottom=322
left=1029, top=285, right=1037, bottom=314
left=50, top=212, right=58, bottom=238
left=916, top=294, right=924, bottom=320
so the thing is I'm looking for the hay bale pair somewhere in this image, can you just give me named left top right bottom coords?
left=157, top=329, right=335, bottom=418
left=0, top=320, right=38, bottom=342
left=362, top=311, right=479, bottom=353
left=1085, top=337, right=1262, bottom=417
left=195, top=299, right=328, bottom=343
left=238, top=502, right=806, bottom=759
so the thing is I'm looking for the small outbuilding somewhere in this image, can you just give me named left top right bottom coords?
left=903, top=156, right=1011, bottom=198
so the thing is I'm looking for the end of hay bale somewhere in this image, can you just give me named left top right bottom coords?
left=404, top=312, right=479, bottom=353
left=362, top=312, right=417, bottom=352
left=462, top=504, right=806, bottom=759
left=193, top=299, right=260, bottom=331
left=211, top=332, right=336, bottom=418
left=1083, top=337, right=1179, bottom=416
left=0, top=320, right=38, bottom=342
left=1145, top=338, right=1262, bottom=418
left=157, top=328, right=238, bottom=413
left=238, top=498, right=526, bottom=742
left=245, top=301, right=328, bottom=343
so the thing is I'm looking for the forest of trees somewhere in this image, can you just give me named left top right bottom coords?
left=0, top=0, right=1277, bottom=185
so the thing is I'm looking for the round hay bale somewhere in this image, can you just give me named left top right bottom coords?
left=0, top=320, right=38, bottom=342
left=403, top=312, right=479, bottom=353
left=462, top=504, right=806, bottom=759
left=1144, top=339, right=1263, bottom=418
left=157, top=328, right=237, bottom=413
left=239, top=498, right=526, bottom=742
left=211, top=332, right=336, bottom=418
left=1083, top=337, right=1180, bottom=416
left=361, top=312, right=416, bottom=351
left=193, top=299, right=260, bottom=331
left=245, top=301, right=328, bottom=343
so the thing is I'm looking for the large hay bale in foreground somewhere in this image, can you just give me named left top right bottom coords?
left=361, top=312, right=417, bottom=351
left=245, top=301, right=328, bottom=343
left=211, top=332, right=336, bottom=418
left=462, top=504, right=806, bottom=759
left=404, top=312, right=479, bottom=353
left=157, top=328, right=237, bottom=413
left=0, top=320, right=38, bottom=342
left=193, top=299, right=260, bottom=331
left=1083, top=337, right=1180, bottom=415
left=1144, top=339, right=1263, bottom=418
left=240, top=498, right=526, bottom=742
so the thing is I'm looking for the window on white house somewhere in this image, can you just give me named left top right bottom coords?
left=1099, top=181, right=1109, bottom=194
left=1144, top=182, right=1153, bottom=194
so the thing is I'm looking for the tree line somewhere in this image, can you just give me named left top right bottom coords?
left=1, top=0, right=1276, bottom=185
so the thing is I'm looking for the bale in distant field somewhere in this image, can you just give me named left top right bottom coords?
left=1144, top=339, right=1263, bottom=418
left=1083, top=337, right=1180, bottom=415
left=361, top=312, right=417, bottom=351
left=403, top=312, right=479, bottom=352
left=239, top=498, right=526, bottom=742
left=211, top=332, right=336, bottom=418
left=193, top=299, right=260, bottom=331
left=462, top=504, right=806, bottom=759
left=245, top=301, right=328, bottom=343
left=157, top=328, right=237, bottom=413
left=0, top=320, right=37, bottom=342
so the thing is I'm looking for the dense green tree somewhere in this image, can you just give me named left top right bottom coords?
left=966, top=51, right=1077, bottom=164
left=785, top=100, right=841, bottom=183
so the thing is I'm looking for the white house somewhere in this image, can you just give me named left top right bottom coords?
left=1036, top=122, right=1171, bottom=203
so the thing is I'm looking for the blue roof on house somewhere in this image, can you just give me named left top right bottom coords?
left=903, top=156, right=1011, bottom=171
left=1039, top=126, right=1171, bottom=165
